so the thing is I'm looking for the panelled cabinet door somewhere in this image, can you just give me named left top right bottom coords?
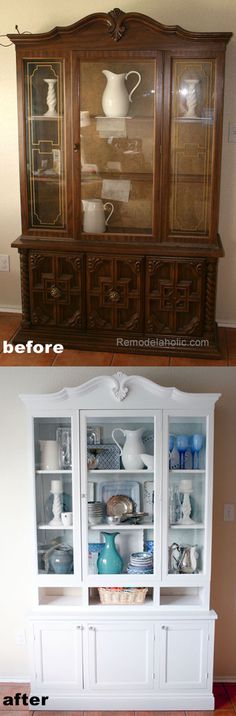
left=86, top=621, right=154, bottom=692
left=29, top=251, right=84, bottom=328
left=33, top=621, right=83, bottom=692
left=158, top=620, right=209, bottom=690
left=87, top=255, right=144, bottom=332
left=145, top=257, right=206, bottom=335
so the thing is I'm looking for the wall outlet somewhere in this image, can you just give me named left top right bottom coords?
left=0, top=254, right=10, bottom=272
left=224, top=503, right=235, bottom=522
left=15, top=629, right=26, bottom=645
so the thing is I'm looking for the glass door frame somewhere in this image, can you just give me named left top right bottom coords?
left=30, top=408, right=81, bottom=594
left=72, top=50, right=163, bottom=242
left=162, top=407, right=214, bottom=585
left=80, top=408, right=162, bottom=591
left=17, top=48, right=73, bottom=237
left=161, top=49, right=225, bottom=244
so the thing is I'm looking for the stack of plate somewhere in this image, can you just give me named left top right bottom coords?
left=88, top=501, right=103, bottom=526
left=127, top=551, right=153, bottom=574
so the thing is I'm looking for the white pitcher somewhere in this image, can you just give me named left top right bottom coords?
left=39, top=440, right=59, bottom=470
left=102, top=69, right=141, bottom=118
left=83, top=199, right=114, bottom=233
left=112, top=427, right=145, bottom=469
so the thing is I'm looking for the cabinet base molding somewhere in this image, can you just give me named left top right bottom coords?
left=30, top=694, right=215, bottom=710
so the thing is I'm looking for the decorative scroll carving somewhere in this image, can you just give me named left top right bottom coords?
left=66, top=310, right=82, bottom=328
left=68, top=256, right=81, bottom=271
left=30, top=253, right=45, bottom=269
left=87, top=257, right=103, bottom=272
left=107, top=8, right=126, bottom=41
left=19, top=249, right=31, bottom=327
left=126, top=259, right=142, bottom=274
left=204, top=262, right=217, bottom=333
left=147, top=259, right=163, bottom=274
left=112, top=371, right=129, bottom=401
left=88, top=312, right=108, bottom=329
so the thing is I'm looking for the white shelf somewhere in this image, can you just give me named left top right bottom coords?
left=169, top=470, right=205, bottom=474
left=38, top=524, right=73, bottom=530
left=88, top=469, right=153, bottom=474
left=89, top=523, right=154, bottom=531
left=170, top=523, right=204, bottom=529
left=36, top=469, right=72, bottom=474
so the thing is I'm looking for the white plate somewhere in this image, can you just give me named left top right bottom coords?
left=96, top=481, right=140, bottom=512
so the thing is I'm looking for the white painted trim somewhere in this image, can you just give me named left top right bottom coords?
left=0, top=305, right=21, bottom=314
left=30, top=694, right=215, bottom=710
left=20, top=372, right=221, bottom=410
left=217, top=319, right=236, bottom=328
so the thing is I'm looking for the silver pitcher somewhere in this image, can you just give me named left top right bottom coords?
left=178, top=545, right=199, bottom=574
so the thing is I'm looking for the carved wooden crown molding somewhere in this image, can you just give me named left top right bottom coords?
left=107, top=8, right=126, bottom=41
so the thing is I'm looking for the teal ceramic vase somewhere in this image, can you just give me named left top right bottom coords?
left=97, top=531, right=123, bottom=574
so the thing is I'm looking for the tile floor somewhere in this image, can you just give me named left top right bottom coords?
left=0, top=313, right=236, bottom=366
left=0, top=681, right=235, bottom=714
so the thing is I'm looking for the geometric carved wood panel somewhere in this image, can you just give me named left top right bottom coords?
left=145, top=258, right=206, bottom=335
left=87, top=255, right=144, bottom=332
left=29, top=252, right=84, bottom=328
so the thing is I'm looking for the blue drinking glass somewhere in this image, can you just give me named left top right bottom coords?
left=192, top=433, right=204, bottom=469
left=169, top=434, right=175, bottom=469
left=188, top=435, right=196, bottom=469
left=176, top=434, right=189, bottom=470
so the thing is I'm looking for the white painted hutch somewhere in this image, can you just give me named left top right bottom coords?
left=21, top=372, right=220, bottom=710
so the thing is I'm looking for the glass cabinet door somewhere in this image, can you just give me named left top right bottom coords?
left=168, top=59, right=216, bottom=239
left=24, top=60, right=66, bottom=230
left=79, top=59, right=157, bottom=236
left=168, top=415, right=206, bottom=576
left=34, top=417, right=73, bottom=576
left=81, top=412, right=160, bottom=605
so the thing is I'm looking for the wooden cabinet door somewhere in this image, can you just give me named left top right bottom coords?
left=33, top=621, right=84, bottom=692
left=29, top=252, right=84, bottom=328
left=158, top=620, right=209, bottom=691
left=145, top=257, right=206, bottom=335
left=86, top=621, right=154, bottom=692
left=87, top=255, right=144, bottom=332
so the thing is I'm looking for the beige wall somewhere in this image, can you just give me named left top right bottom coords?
left=0, top=366, right=235, bottom=680
left=0, top=0, right=236, bottom=321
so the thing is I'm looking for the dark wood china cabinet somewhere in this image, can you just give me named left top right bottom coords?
left=8, top=9, right=232, bottom=356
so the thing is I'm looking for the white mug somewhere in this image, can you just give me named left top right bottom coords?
left=61, top=512, right=73, bottom=527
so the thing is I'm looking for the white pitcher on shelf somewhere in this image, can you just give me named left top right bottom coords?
left=101, top=69, right=141, bottom=117
left=83, top=199, right=114, bottom=233
left=112, top=427, right=145, bottom=469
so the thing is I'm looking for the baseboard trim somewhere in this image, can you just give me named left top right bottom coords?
left=214, top=676, right=236, bottom=682
left=0, top=305, right=21, bottom=314
left=217, top=319, right=236, bottom=328
left=0, top=676, right=30, bottom=682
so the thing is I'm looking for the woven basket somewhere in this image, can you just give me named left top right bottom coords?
left=98, top=587, right=148, bottom=605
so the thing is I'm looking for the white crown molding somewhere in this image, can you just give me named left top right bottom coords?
left=20, top=371, right=221, bottom=410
